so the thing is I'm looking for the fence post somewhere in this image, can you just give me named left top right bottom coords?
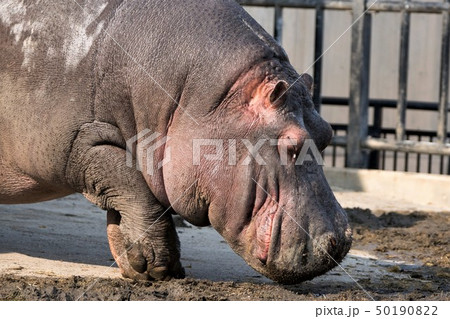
left=346, top=0, right=371, bottom=168
left=437, top=2, right=449, bottom=145
left=396, top=0, right=410, bottom=141
left=313, top=0, right=325, bottom=113
left=273, top=4, right=283, bottom=43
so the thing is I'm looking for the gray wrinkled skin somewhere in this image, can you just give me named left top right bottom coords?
left=0, top=0, right=352, bottom=283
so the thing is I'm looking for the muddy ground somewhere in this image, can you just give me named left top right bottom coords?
left=0, top=201, right=448, bottom=301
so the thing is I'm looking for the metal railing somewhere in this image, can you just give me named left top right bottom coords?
left=238, top=0, right=450, bottom=175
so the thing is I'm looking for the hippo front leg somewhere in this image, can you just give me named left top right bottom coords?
left=66, top=122, right=184, bottom=280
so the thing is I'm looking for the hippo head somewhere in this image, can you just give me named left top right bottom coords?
left=163, top=61, right=352, bottom=284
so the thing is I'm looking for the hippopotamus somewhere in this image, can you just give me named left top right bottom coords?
left=0, top=0, right=352, bottom=284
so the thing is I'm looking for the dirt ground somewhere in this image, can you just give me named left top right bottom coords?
left=0, top=200, right=448, bottom=301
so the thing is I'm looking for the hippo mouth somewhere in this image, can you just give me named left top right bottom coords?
left=254, top=197, right=279, bottom=264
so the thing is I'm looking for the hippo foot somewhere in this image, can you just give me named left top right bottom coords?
left=107, top=210, right=185, bottom=281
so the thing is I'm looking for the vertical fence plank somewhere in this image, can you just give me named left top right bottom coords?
left=448, top=155, right=450, bottom=175
left=313, top=1, right=325, bottom=112
left=405, top=142, right=409, bottom=171
left=346, top=0, right=371, bottom=168
left=368, top=105, right=382, bottom=168
left=437, top=3, right=449, bottom=144
left=274, top=5, right=283, bottom=43
left=396, top=1, right=410, bottom=141
left=416, top=135, right=422, bottom=172
left=428, top=136, right=433, bottom=173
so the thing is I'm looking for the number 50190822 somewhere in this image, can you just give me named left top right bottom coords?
left=376, top=306, right=438, bottom=316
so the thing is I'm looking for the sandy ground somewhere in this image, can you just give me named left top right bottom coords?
left=0, top=191, right=448, bottom=301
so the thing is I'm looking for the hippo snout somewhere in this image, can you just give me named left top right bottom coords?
left=257, top=207, right=352, bottom=285
left=207, top=160, right=353, bottom=285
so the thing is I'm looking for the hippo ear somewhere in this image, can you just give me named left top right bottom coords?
left=268, top=80, right=289, bottom=107
left=246, top=79, right=289, bottom=110
left=300, top=73, right=314, bottom=96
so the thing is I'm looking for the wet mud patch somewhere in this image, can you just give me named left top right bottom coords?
left=346, top=208, right=450, bottom=269
left=0, top=208, right=448, bottom=301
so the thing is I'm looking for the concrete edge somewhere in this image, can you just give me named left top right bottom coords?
left=324, top=167, right=450, bottom=208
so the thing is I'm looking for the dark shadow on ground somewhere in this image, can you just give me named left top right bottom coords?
left=346, top=208, right=427, bottom=230
left=0, top=195, right=113, bottom=266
